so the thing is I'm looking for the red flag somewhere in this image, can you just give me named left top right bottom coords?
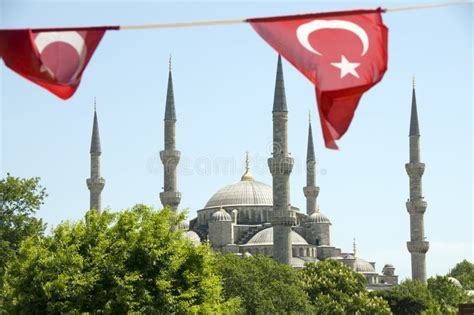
left=0, top=26, right=117, bottom=99
left=248, top=9, right=388, bottom=149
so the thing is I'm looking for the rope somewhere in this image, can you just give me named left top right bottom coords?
left=119, top=19, right=245, bottom=30
left=119, top=1, right=471, bottom=30
left=384, top=0, right=470, bottom=12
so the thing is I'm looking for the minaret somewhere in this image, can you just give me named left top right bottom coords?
left=303, top=113, right=320, bottom=215
left=268, top=55, right=295, bottom=265
left=160, top=57, right=181, bottom=213
left=405, top=77, right=429, bottom=283
left=86, top=99, right=105, bottom=213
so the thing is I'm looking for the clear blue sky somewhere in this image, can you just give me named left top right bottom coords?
left=1, top=1, right=472, bottom=281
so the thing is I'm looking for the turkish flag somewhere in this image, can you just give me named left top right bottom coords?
left=0, top=26, right=117, bottom=99
left=248, top=9, right=388, bottom=149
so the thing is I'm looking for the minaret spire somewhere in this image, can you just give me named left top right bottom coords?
left=268, top=55, right=295, bottom=265
left=87, top=99, right=105, bottom=213
left=273, top=55, right=288, bottom=112
left=409, top=75, right=420, bottom=138
left=303, top=113, right=320, bottom=215
left=160, top=58, right=181, bottom=213
left=353, top=238, right=357, bottom=257
left=405, top=79, right=429, bottom=283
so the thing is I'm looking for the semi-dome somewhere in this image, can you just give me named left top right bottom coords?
left=354, top=257, right=376, bottom=273
left=211, top=208, right=232, bottom=222
left=307, top=211, right=331, bottom=224
left=246, top=227, right=308, bottom=245
left=205, top=179, right=273, bottom=208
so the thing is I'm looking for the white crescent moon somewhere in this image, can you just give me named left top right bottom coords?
left=296, top=20, right=369, bottom=56
left=34, top=31, right=87, bottom=81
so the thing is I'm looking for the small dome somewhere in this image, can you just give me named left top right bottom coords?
left=246, top=227, right=308, bottom=245
left=448, top=277, right=462, bottom=288
left=354, top=257, right=375, bottom=273
left=178, top=220, right=189, bottom=230
left=307, top=211, right=331, bottom=224
left=183, top=231, right=201, bottom=245
left=211, top=209, right=232, bottom=222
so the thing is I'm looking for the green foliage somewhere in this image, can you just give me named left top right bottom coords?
left=300, top=259, right=391, bottom=314
left=216, top=254, right=313, bottom=314
left=448, top=259, right=474, bottom=290
left=427, top=275, right=471, bottom=314
left=0, top=174, right=47, bottom=282
left=373, top=279, right=439, bottom=315
left=3, top=205, right=238, bottom=314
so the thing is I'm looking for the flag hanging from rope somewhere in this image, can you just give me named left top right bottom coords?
left=0, top=26, right=117, bottom=99
left=248, top=8, right=388, bottom=149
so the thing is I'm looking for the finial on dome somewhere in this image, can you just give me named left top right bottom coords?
left=308, top=110, right=311, bottom=123
left=94, top=97, right=96, bottom=112
left=169, top=54, right=172, bottom=72
left=412, top=74, right=416, bottom=89
left=241, top=151, right=253, bottom=181
left=353, top=238, right=357, bottom=257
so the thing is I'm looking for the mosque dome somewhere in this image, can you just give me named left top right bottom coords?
left=307, top=211, right=331, bottom=224
left=205, top=180, right=273, bottom=208
left=211, top=208, right=232, bottom=222
left=205, top=153, right=273, bottom=208
left=246, top=227, right=308, bottom=245
left=182, top=231, right=201, bottom=245
left=354, top=257, right=376, bottom=273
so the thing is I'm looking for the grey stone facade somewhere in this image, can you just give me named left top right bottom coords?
left=86, top=104, right=105, bottom=214
left=84, top=57, right=401, bottom=290
left=406, top=82, right=429, bottom=283
left=182, top=57, right=397, bottom=289
left=159, top=63, right=182, bottom=213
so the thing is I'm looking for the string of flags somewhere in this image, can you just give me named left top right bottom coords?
left=0, top=1, right=468, bottom=149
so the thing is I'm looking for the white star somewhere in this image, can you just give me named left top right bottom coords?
left=330, top=55, right=360, bottom=79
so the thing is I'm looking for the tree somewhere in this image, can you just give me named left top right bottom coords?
left=3, top=205, right=238, bottom=314
left=300, top=259, right=391, bottom=314
left=448, top=259, right=474, bottom=290
left=0, top=174, right=47, bottom=280
left=372, top=279, right=439, bottom=315
left=216, top=254, right=314, bottom=314
left=427, top=275, right=471, bottom=314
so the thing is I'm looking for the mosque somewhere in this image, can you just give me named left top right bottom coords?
left=86, top=56, right=430, bottom=290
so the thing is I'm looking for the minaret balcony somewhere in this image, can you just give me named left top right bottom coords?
left=406, top=199, right=427, bottom=214
left=160, top=191, right=182, bottom=207
left=270, top=214, right=296, bottom=226
left=86, top=177, right=105, bottom=190
left=405, top=163, right=425, bottom=177
left=407, top=241, right=429, bottom=254
left=160, top=150, right=181, bottom=164
left=303, top=186, right=320, bottom=198
left=268, top=157, right=294, bottom=175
